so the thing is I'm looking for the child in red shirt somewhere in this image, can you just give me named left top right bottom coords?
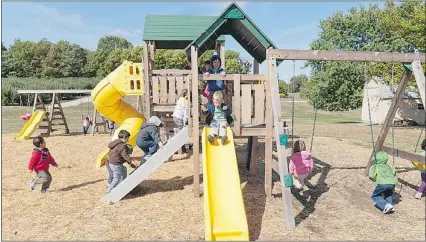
left=28, top=136, right=58, bottom=193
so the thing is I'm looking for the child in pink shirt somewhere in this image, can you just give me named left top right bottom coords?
left=290, top=140, right=314, bottom=190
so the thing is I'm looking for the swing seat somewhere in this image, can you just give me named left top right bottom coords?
left=21, top=113, right=32, bottom=121
left=412, top=161, right=426, bottom=172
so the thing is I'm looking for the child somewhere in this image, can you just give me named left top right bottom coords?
left=135, top=116, right=165, bottom=164
left=201, top=91, right=233, bottom=145
left=414, top=139, right=426, bottom=199
left=105, top=144, right=134, bottom=190
left=203, top=55, right=226, bottom=102
left=107, top=130, right=136, bottom=193
left=28, top=136, right=58, bottom=193
left=107, top=120, right=115, bottom=136
left=172, top=89, right=189, bottom=153
left=289, top=140, right=314, bottom=190
left=368, top=151, right=398, bottom=214
left=172, top=89, right=189, bottom=132
left=81, top=115, right=92, bottom=136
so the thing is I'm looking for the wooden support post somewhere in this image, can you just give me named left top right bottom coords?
left=234, top=74, right=241, bottom=136
left=265, top=49, right=273, bottom=197
left=191, top=46, right=200, bottom=198
left=55, top=94, right=69, bottom=134
left=251, top=58, right=260, bottom=175
left=269, top=55, right=296, bottom=227
left=220, top=41, right=225, bottom=69
left=365, top=71, right=412, bottom=175
left=32, top=93, right=38, bottom=113
left=47, top=93, right=56, bottom=136
left=143, top=41, right=151, bottom=119
left=412, top=61, right=426, bottom=108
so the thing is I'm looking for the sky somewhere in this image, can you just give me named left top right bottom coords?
left=1, top=1, right=383, bottom=81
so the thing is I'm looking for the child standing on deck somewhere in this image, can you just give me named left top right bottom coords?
left=172, top=89, right=189, bottom=153
left=28, top=136, right=58, bottom=193
left=203, top=55, right=226, bottom=103
left=201, top=91, right=233, bottom=145
left=414, top=139, right=426, bottom=199
left=290, top=140, right=314, bottom=190
left=368, top=151, right=398, bottom=214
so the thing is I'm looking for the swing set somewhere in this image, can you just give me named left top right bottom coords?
left=15, top=89, right=93, bottom=139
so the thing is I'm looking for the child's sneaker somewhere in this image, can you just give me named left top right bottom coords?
left=28, top=179, right=36, bottom=191
left=383, top=203, right=394, bottom=214
left=207, top=135, right=214, bottom=145
left=415, top=191, right=423, bottom=199
left=41, top=189, right=50, bottom=194
left=221, top=135, right=228, bottom=145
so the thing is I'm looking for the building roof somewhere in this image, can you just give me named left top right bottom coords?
left=369, top=77, right=421, bottom=100
left=184, top=2, right=278, bottom=64
left=143, top=15, right=225, bottom=49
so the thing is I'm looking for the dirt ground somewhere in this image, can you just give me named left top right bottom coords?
left=1, top=130, right=425, bottom=241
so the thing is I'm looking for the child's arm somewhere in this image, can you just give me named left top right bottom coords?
left=289, top=158, right=295, bottom=175
left=200, top=105, right=209, bottom=115
left=28, top=152, right=41, bottom=171
left=368, top=165, right=377, bottom=182
left=219, top=68, right=226, bottom=77
left=46, top=149, right=58, bottom=167
left=120, top=146, right=133, bottom=164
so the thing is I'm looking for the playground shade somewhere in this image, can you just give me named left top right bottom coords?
left=14, top=111, right=47, bottom=141
left=202, top=127, right=249, bottom=241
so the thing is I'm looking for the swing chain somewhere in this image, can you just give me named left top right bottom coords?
left=291, top=60, right=296, bottom=149
left=310, top=61, right=324, bottom=153
left=365, top=63, right=378, bottom=165
left=390, top=60, right=396, bottom=167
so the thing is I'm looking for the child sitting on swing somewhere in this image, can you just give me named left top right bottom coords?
left=81, top=115, right=92, bottom=136
left=368, top=151, right=397, bottom=214
left=289, top=140, right=314, bottom=190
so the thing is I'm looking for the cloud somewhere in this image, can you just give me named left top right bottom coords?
left=107, top=28, right=142, bottom=37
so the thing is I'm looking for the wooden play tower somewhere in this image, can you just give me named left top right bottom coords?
left=138, top=2, right=426, bottom=228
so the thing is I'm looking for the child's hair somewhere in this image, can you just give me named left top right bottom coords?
left=204, top=60, right=211, bottom=66
left=210, top=56, right=221, bottom=67
left=33, top=136, right=45, bottom=148
left=292, top=140, right=306, bottom=153
left=421, top=138, right=426, bottom=151
left=179, top=89, right=188, bottom=98
left=212, top=91, right=224, bottom=102
left=118, top=130, right=130, bottom=139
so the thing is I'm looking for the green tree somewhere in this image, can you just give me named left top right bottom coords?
left=278, top=80, right=289, bottom=97
left=5, top=39, right=38, bottom=77
left=289, top=74, right=308, bottom=93
left=96, top=36, right=133, bottom=53
left=2, top=42, right=8, bottom=77
left=304, top=2, right=424, bottom=111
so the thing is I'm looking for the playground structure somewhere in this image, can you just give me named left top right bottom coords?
left=89, top=2, right=426, bottom=240
left=11, top=2, right=426, bottom=241
left=15, top=89, right=107, bottom=140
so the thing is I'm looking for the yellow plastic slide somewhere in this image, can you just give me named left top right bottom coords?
left=202, top=127, right=249, bottom=241
left=91, top=61, right=145, bottom=167
left=14, top=111, right=47, bottom=141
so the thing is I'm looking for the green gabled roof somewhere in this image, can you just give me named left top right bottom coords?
left=143, top=15, right=225, bottom=50
left=184, top=2, right=278, bottom=64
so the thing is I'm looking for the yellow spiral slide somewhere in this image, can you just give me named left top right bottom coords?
left=91, top=61, right=144, bottom=167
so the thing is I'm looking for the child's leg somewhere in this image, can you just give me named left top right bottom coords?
left=148, top=142, right=159, bottom=156
left=383, top=185, right=395, bottom=205
left=120, top=165, right=127, bottom=182
left=105, top=159, right=113, bottom=185
left=418, top=172, right=426, bottom=194
left=218, top=121, right=228, bottom=144
left=293, top=176, right=303, bottom=189
left=371, top=184, right=387, bottom=210
left=174, top=117, right=184, bottom=132
left=35, top=171, right=52, bottom=192
left=108, top=164, right=122, bottom=192
left=209, top=122, right=219, bottom=137
left=298, top=174, right=307, bottom=188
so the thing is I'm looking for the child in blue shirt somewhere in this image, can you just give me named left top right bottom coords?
left=203, top=55, right=226, bottom=103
